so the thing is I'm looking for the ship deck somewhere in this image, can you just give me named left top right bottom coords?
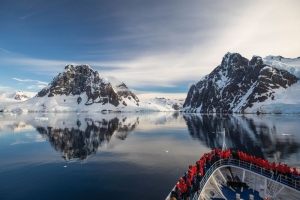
left=193, top=159, right=300, bottom=200
left=167, top=158, right=300, bottom=200
left=212, top=186, right=262, bottom=200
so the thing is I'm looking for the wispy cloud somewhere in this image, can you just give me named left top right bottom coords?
left=13, top=78, right=48, bottom=85
left=13, top=78, right=48, bottom=89
left=0, top=47, right=10, bottom=53
left=27, top=84, right=47, bottom=89
left=10, top=141, right=29, bottom=145
left=19, top=10, right=42, bottom=20
left=3, top=57, right=121, bottom=77
left=2, top=57, right=70, bottom=76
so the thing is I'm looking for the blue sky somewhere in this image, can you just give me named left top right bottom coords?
left=1, top=0, right=300, bottom=99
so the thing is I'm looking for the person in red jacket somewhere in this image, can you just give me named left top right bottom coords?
left=285, top=165, right=291, bottom=178
left=258, top=158, right=264, bottom=168
left=271, top=162, right=277, bottom=173
left=208, top=153, right=212, bottom=162
left=220, top=151, right=224, bottom=159
left=264, top=160, right=271, bottom=175
left=240, top=152, right=244, bottom=161
left=292, top=167, right=299, bottom=176
left=277, top=163, right=284, bottom=176
left=202, top=154, right=206, bottom=163
left=192, top=165, right=197, bottom=175
left=179, top=178, right=187, bottom=199
left=225, top=149, right=230, bottom=159
left=237, top=151, right=241, bottom=160
left=199, top=164, right=204, bottom=176
left=186, top=175, right=192, bottom=188
left=261, top=159, right=265, bottom=169
left=246, top=153, right=249, bottom=162
left=249, top=155, right=254, bottom=164
left=188, top=170, right=194, bottom=183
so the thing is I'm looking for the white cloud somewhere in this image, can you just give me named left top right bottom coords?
left=5, top=58, right=70, bottom=76
left=13, top=78, right=48, bottom=90
left=10, top=141, right=29, bottom=145
left=13, top=78, right=48, bottom=85
left=27, top=84, right=48, bottom=89
left=19, top=12, right=36, bottom=20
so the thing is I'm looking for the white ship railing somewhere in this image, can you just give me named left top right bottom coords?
left=187, top=158, right=300, bottom=200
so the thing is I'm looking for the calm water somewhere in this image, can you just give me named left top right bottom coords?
left=0, top=112, right=300, bottom=200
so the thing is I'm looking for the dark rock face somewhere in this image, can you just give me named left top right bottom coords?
left=14, top=94, right=31, bottom=100
left=114, top=82, right=139, bottom=106
left=36, top=65, right=139, bottom=107
left=172, top=103, right=182, bottom=111
left=183, top=53, right=298, bottom=113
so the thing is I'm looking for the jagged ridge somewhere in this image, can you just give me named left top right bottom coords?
left=183, top=52, right=299, bottom=113
left=36, top=64, right=139, bottom=107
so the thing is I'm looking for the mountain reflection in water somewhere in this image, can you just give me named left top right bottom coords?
left=183, top=113, right=300, bottom=163
left=36, top=117, right=139, bottom=161
left=1, top=113, right=300, bottom=200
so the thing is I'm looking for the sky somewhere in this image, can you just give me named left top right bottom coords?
left=1, top=0, right=300, bottom=100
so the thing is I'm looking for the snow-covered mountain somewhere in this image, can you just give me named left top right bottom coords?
left=183, top=52, right=300, bottom=114
left=36, top=64, right=139, bottom=107
left=0, top=91, right=36, bottom=101
left=0, top=65, right=142, bottom=113
left=146, top=97, right=183, bottom=111
left=0, top=65, right=182, bottom=113
left=107, top=76, right=140, bottom=106
left=263, top=56, right=300, bottom=78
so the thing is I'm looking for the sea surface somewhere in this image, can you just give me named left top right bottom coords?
left=0, top=112, right=300, bottom=200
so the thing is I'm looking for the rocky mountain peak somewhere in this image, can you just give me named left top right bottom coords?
left=64, top=64, right=91, bottom=70
left=183, top=52, right=298, bottom=113
left=221, top=52, right=247, bottom=68
left=36, top=64, right=139, bottom=107
left=107, top=76, right=139, bottom=106
left=249, top=56, right=263, bottom=66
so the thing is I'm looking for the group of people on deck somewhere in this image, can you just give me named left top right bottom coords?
left=169, top=149, right=300, bottom=200
left=231, top=150, right=299, bottom=180
left=169, top=149, right=231, bottom=200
